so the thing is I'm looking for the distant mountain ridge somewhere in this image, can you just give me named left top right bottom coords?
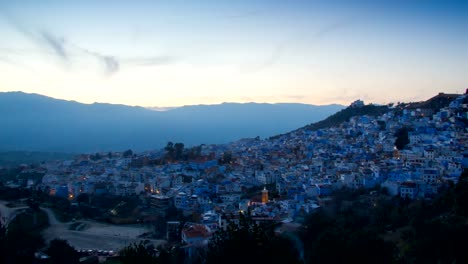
left=0, top=92, right=344, bottom=152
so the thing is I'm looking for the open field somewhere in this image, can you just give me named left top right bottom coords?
left=0, top=201, right=165, bottom=251
left=40, top=207, right=166, bottom=251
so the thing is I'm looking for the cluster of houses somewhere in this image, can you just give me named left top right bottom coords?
left=12, top=93, right=467, bottom=247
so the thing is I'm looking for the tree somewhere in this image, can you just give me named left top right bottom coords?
left=377, top=120, right=386, bottom=131
left=119, top=242, right=158, bottom=264
left=90, top=153, right=102, bottom=161
left=455, top=169, right=468, bottom=216
left=0, top=224, right=44, bottom=264
left=174, top=143, right=184, bottom=160
left=394, top=127, right=410, bottom=150
left=206, top=213, right=302, bottom=264
left=123, top=149, right=133, bottom=158
left=46, top=239, right=80, bottom=264
left=76, top=193, right=90, bottom=205
left=26, top=198, right=40, bottom=211
left=218, top=151, right=232, bottom=164
left=164, top=142, right=175, bottom=160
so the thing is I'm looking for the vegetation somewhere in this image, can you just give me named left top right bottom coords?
left=0, top=208, right=46, bottom=264
left=206, top=213, right=301, bottom=264
left=1, top=169, right=467, bottom=263
left=164, top=142, right=203, bottom=161
left=217, top=151, right=233, bottom=165
left=7, top=209, right=49, bottom=232
left=117, top=242, right=185, bottom=264
left=45, top=239, right=80, bottom=264
left=0, top=223, right=44, bottom=264
left=304, top=104, right=389, bottom=131
left=0, top=185, right=34, bottom=200
left=123, top=149, right=134, bottom=158
left=394, top=127, right=411, bottom=150
left=121, top=170, right=468, bottom=264
left=405, top=92, right=460, bottom=113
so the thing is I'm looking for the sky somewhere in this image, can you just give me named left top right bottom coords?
left=0, top=0, right=467, bottom=107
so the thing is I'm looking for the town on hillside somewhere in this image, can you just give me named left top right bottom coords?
left=1, top=92, right=467, bottom=263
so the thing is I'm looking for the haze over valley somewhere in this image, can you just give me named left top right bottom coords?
left=0, top=92, right=343, bottom=153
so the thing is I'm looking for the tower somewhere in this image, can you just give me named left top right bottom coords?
left=261, top=186, right=268, bottom=204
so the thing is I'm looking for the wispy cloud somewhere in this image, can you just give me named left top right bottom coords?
left=0, top=56, right=16, bottom=65
left=1, top=10, right=70, bottom=63
left=125, top=56, right=176, bottom=66
left=77, top=47, right=176, bottom=76
left=0, top=55, right=36, bottom=72
left=102, top=56, right=119, bottom=76
left=241, top=20, right=352, bottom=73
left=39, top=31, right=68, bottom=61
left=1, top=11, right=175, bottom=77
left=76, top=46, right=120, bottom=76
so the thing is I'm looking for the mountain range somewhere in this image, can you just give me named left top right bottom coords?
left=0, top=92, right=344, bottom=153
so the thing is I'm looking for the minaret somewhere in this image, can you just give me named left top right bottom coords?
left=261, top=186, right=268, bottom=204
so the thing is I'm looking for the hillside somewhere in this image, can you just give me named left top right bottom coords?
left=405, top=92, right=460, bottom=112
left=303, top=104, right=389, bottom=131
left=298, top=92, right=463, bottom=133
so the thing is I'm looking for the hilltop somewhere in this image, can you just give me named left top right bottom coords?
left=269, top=92, right=464, bottom=140
left=404, top=92, right=460, bottom=112
left=300, top=92, right=463, bottom=132
left=303, top=103, right=389, bottom=131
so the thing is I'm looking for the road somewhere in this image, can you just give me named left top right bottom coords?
left=0, top=201, right=29, bottom=226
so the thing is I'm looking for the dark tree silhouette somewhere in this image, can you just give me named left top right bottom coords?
left=394, top=127, right=410, bottom=150
left=123, top=149, right=133, bottom=158
left=206, top=213, right=302, bottom=264
left=164, top=142, right=175, bottom=160
left=0, top=223, right=44, bottom=264
left=46, top=239, right=80, bottom=264
left=174, top=143, right=184, bottom=160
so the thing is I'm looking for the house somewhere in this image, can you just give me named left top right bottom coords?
left=422, top=168, right=439, bottom=183
left=181, top=223, right=212, bottom=244
left=166, top=221, right=181, bottom=242
left=400, top=182, right=417, bottom=199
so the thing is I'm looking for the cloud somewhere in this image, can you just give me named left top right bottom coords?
left=78, top=47, right=175, bottom=76
left=102, top=56, right=119, bottom=76
left=241, top=20, right=351, bottom=73
left=1, top=11, right=175, bottom=77
left=0, top=56, right=15, bottom=65
left=76, top=47, right=120, bottom=76
left=125, top=56, right=176, bottom=66
left=0, top=10, right=34, bottom=39
left=39, top=31, right=68, bottom=61
left=0, top=56, right=35, bottom=72
left=311, top=21, right=349, bottom=40
left=0, top=10, right=70, bottom=63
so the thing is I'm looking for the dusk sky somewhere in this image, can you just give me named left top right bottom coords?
left=0, top=0, right=467, bottom=107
